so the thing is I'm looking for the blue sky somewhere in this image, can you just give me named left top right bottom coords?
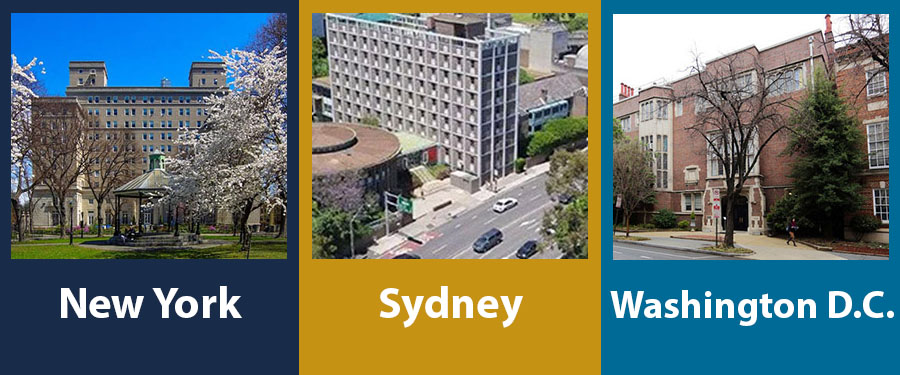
left=11, top=13, right=273, bottom=95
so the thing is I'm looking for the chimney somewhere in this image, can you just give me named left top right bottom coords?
left=619, top=83, right=630, bottom=100
left=824, top=14, right=836, bottom=73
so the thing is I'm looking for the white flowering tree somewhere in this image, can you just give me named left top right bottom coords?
left=167, top=45, right=287, bottom=258
left=10, top=54, right=43, bottom=241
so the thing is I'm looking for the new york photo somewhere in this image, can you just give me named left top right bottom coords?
left=312, top=13, right=589, bottom=259
left=11, top=13, right=289, bottom=259
left=612, top=14, right=888, bottom=260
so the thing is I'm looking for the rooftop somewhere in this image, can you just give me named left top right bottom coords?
left=311, top=123, right=401, bottom=175
left=394, top=131, right=437, bottom=154
left=518, top=73, right=586, bottom=114
left=431, top=13, right=485, bottom=26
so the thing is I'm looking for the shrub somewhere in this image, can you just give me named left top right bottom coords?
left=515, top=158, right=526, bottom=173
left=526, top=117, right=588, bottom=157
left=850, top=214, right=882, bottom=241
left=677, top=220, right=690, bottom=230
left=652, top=209, right=677, bottom=229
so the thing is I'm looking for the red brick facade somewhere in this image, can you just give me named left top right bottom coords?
left=614, top=17, right=889, bottom=241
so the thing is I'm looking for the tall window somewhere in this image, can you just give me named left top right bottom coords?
left=867, top=71, right=887, bottom=97
left=640, top=101, right=654, bottom=121
left=767, top=66, right=803, bottom=96
left=656, top=100, right=668, bottom=119
left=873, top=188, right=889, bottom=223
left=867, top=121, right=889, bottom=168
left=620, top=116, right=632, bottom=132
left=675, top=100, right=683, bottom=117
left=655, top=135, right=668, bottom=189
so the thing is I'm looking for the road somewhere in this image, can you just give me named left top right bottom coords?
left=613, top=242, right=734, bottom=260
left=396, top=173, right=562, bottom=259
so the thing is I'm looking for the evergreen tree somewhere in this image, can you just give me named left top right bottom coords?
left=785, top=70, right=866, bottom=238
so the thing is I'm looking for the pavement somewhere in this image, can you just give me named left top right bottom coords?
left=372, top=168, right=560, bottom=259
left=613, top=241, right=734, bottom=260
left=614, top=230, right=887, bottom=260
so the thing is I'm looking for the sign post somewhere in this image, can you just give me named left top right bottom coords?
left=712, top=189, right=721, bottom=247
left=614, top=194, right=622, bottom=233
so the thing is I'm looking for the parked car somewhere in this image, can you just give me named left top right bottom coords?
left=556, top=193, right=574, bottom=204
left=516, top=240, right=539, bottom=259
left=393, top=253, right=421, bottom=259
left=492, top=198, right=518, bottom=213
left=473, top=228, right=503, bottom=253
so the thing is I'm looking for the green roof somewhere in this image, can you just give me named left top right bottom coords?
left=394, top=131, right=436, bottom=155
left=353, top=13, right=395, bottom=23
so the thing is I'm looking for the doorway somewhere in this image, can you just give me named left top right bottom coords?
left=722, top=195, right=749, bottom=231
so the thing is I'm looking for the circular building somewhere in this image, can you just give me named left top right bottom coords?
left=312, top=122, right=401, bottom=193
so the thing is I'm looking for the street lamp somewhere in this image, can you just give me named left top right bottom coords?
left=348, top=205, right=367, bottom=259
left=68, top=199, right=74, bottom=246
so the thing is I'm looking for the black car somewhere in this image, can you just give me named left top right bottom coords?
left=516, top=240, right=539, bottom=259
left=473, top=228, right=503, bottom=253
left=393, top=253, right=421, bottom=259
left=556, top=194, right=574, bottom=204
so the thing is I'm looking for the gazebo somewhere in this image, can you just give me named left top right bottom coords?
left=113, top=152, right=175, bottom=236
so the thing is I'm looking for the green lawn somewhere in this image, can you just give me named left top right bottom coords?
left=10, top=236, right=287, bottom=259
left=510, top=13, right=589, bottom=26
left=13, top=236, right=111, bottom=245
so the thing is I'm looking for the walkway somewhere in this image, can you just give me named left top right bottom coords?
left=616, top=230, right=853, bottom=260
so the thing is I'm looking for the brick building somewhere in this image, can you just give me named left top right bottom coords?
left=613, top=15, right=889, bottom=241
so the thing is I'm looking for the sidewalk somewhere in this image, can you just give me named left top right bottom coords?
left=369, top=161, right=552, bottom=257
left=615, top=230, right=850, bottom=260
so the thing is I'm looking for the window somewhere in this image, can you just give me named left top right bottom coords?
left=867, top=71, right=887, bottom=97
left=640, top=101, right=654, bottom=121
left=88, top=97, right=93, bottom=103
left=201, top=78, right=206, bottom=85
left=655, top=135, right=669, bottom=188
left=867, top=121, right=889, bottom=168
left=620, top=116, right=632, bottom=132
left=767, top=66, right=803, bottom=96
left=656, top=100, right=668, bottom=119
left=79, top=78, right=84, bottom=85
left=683, top=192, right=702, bottom=212
left=707, top=132, right=757, bottom=178
left=873, top=188, right=889, bottom=223
left=675, top=100, right=683, bottom=117
left=213, top=79, right=218, bottom=85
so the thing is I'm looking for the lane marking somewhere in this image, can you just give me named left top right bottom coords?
left=640, top=255, right=652, bottom=259
left=519, top=219, right=534, bottom=227
left=472, top=215, right=477, bottom=220
left=529, top=195, right=541, bottom=202
left=484, top=217, right=497, bottom=225
left=614, top=245, right=718, bottom=259
left=455, top=223, right=462, bottom=229
left=431, top=244, right=448, bottom=254
left=451, top=247, right=469, bottom=259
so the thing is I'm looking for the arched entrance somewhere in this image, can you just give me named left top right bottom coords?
left=722, top=195, right=750, bottom=231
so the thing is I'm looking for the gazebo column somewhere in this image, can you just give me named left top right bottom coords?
left=138, top=194, right=143, bottom=234
left=114, top=195, right=121, bottom=236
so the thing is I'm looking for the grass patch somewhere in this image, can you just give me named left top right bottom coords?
left=699, top=246, right=754, bottom=255
left=614, top=235, right=649, bottom=241
left=13, top=236, right=111, bottom=245
left=11, top=236, right=288, bottom=259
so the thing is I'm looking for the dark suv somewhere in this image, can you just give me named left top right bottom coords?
left=473, top=228, right=503, bottom=253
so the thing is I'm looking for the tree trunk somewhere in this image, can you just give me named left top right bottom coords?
left=96, top=199, right=104, bottom=237
left=275, top=208, right=285, bottom=239
left=240, top=200, right=254, bottom=259
left=12, top=199, right=24, bottom=242
left=624, top=210, right=631, bottom=237
left=724, top=194, right=736, bottom=248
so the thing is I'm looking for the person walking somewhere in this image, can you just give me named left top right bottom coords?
left=786, top=218, right=798, bottom=246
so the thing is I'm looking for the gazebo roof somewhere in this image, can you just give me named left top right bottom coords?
left=113, top=169, right=170, bottom=198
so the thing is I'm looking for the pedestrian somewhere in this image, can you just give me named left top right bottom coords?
left=786, top=218, right=798, bottom=246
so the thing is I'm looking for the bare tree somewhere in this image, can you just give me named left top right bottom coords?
left=612, top=137, right=655, bottom=237
left=247, top=13, right=288, bottom=55
left=30, top=98, right=94, bottom=237
left=675, top=52, right=795, bottom=247
left=84, top=127, right=140, bottom=236
left=838, top=14, right=889, bottom=72
left=10, top=56, right=44, bottom=241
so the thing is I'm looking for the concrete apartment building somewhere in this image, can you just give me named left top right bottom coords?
left=324, top=13, right=520, bottom=186
left=613, top=16, right=889, bottom=241
left=30, top=61, right=261, bottom=230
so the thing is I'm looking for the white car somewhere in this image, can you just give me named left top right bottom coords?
left=492, top=198, right=518, bottom=213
